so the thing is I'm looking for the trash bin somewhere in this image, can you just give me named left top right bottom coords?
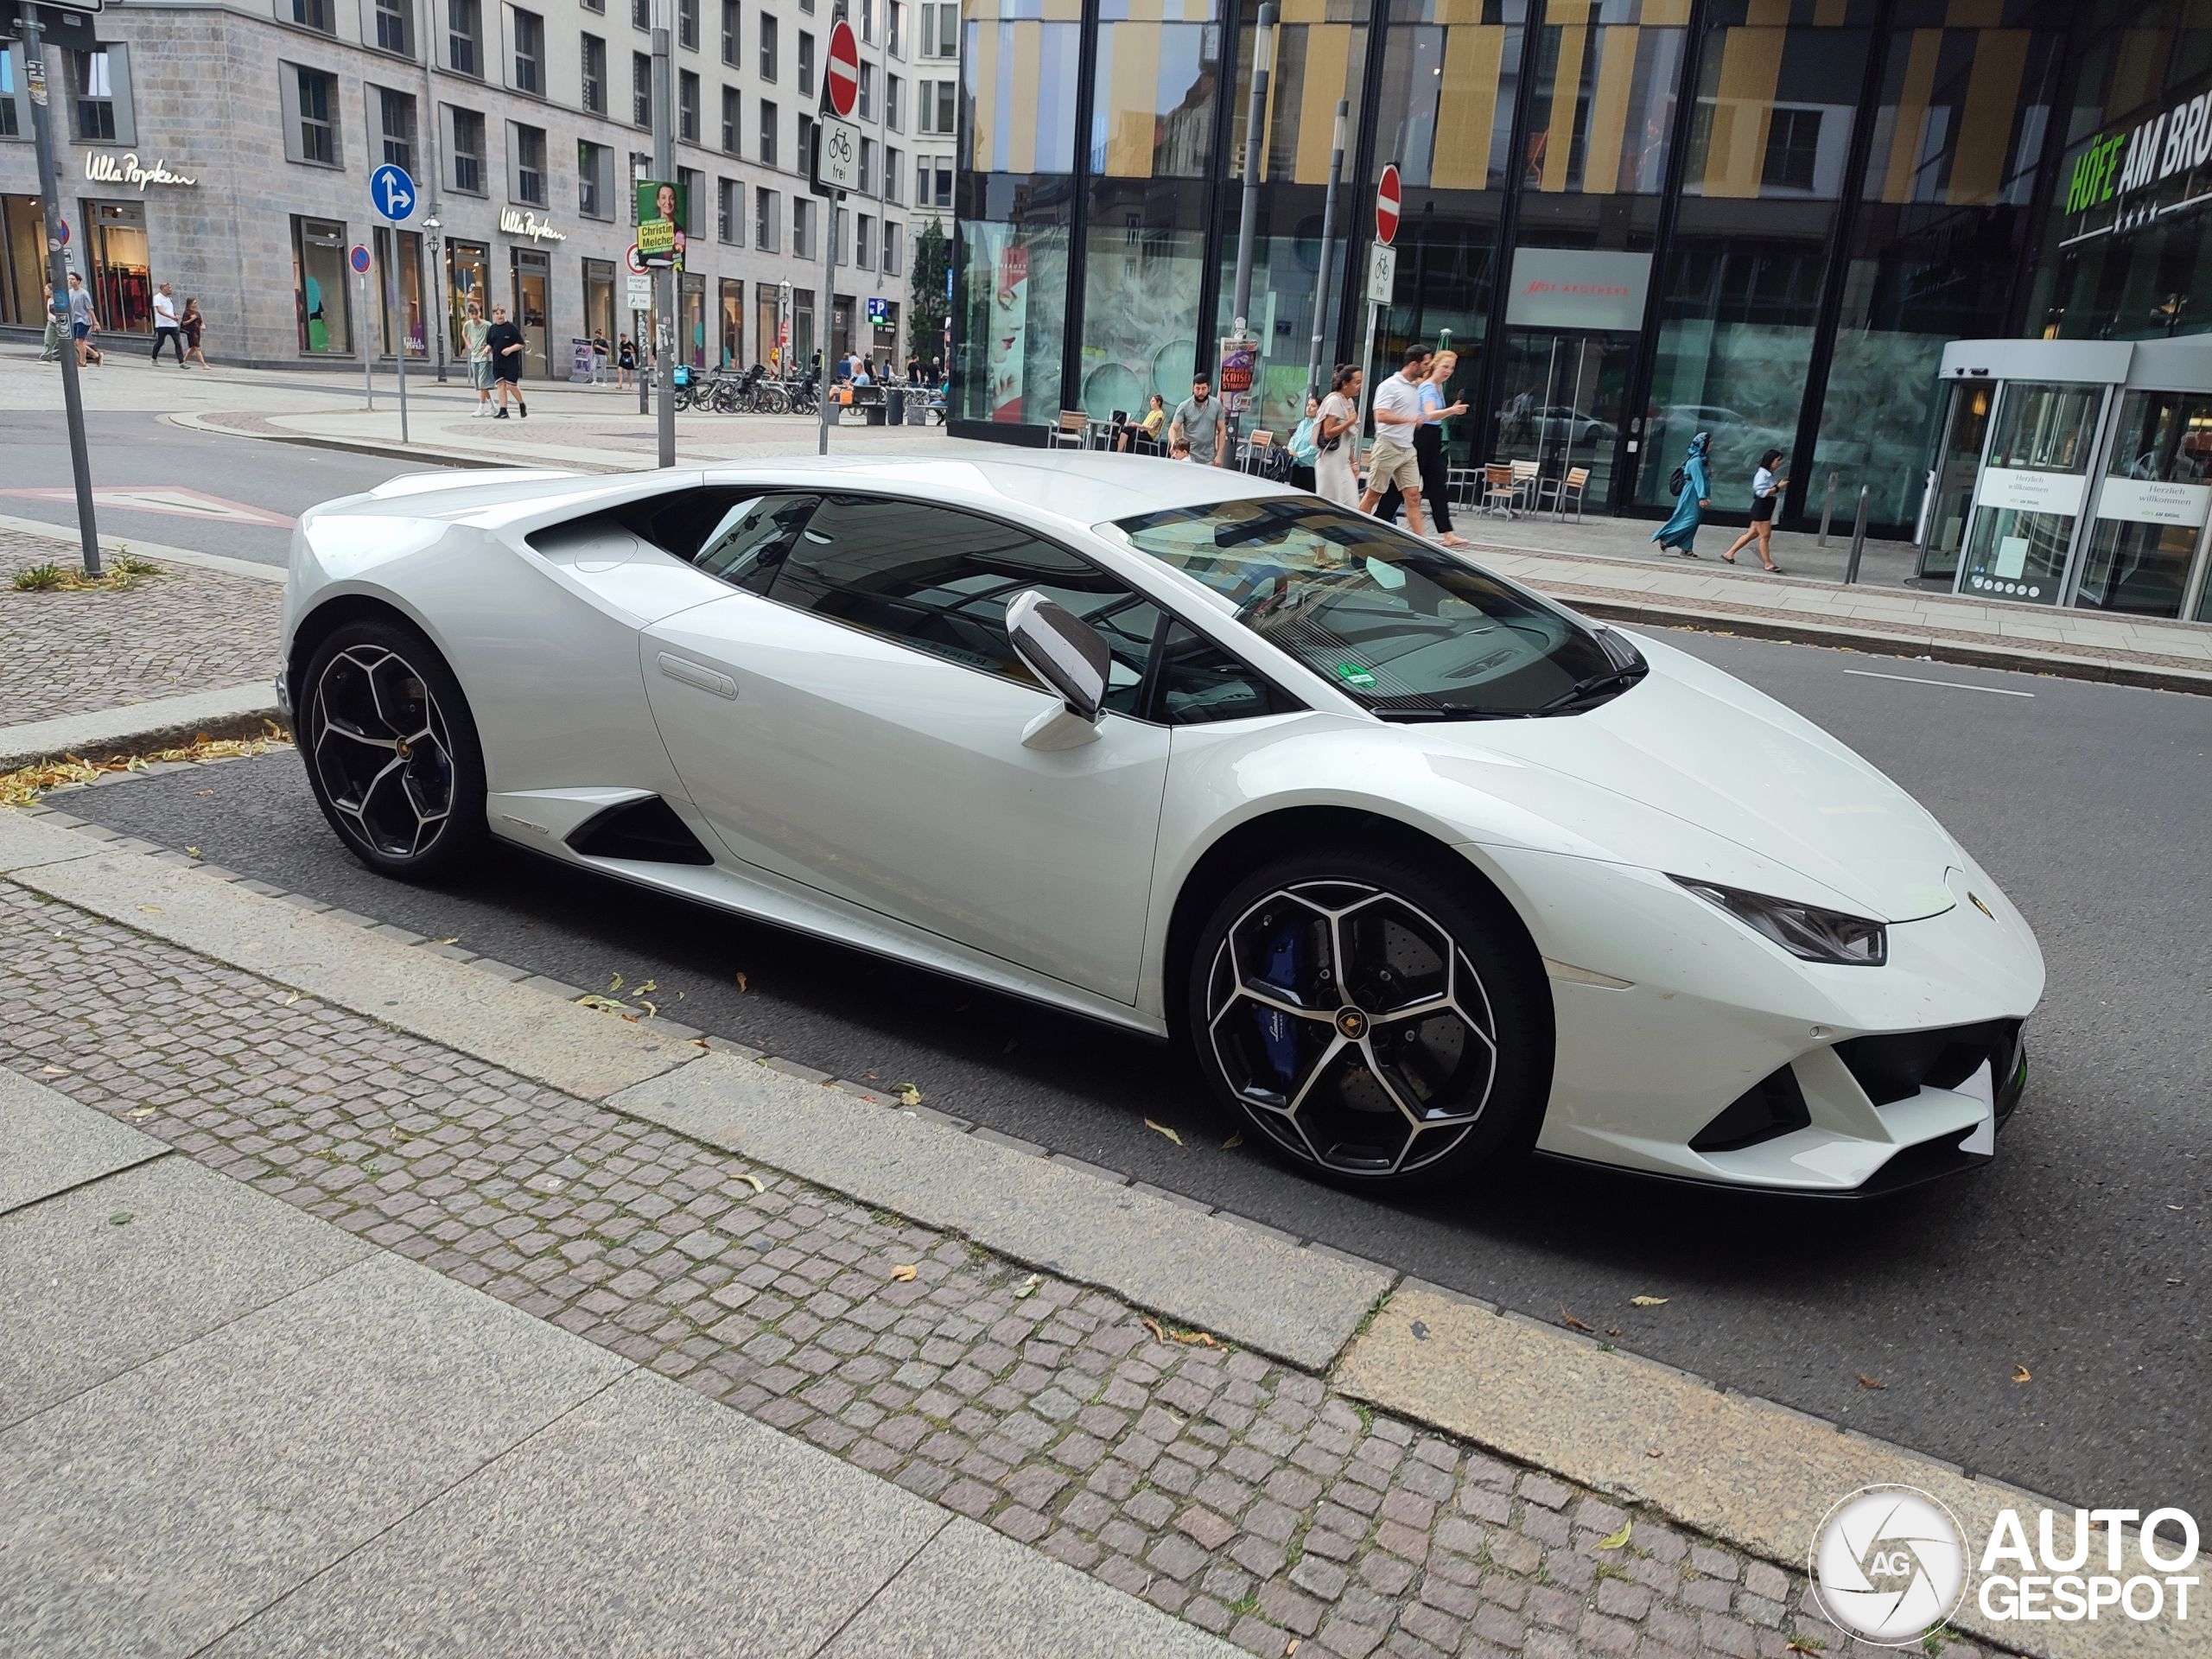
left=887, top=387, right=906, bottom=425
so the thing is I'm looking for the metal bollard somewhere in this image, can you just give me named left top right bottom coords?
left=1817, top=472, right=1838, bottom=546
left=1843, top=485, right=1870, bottom=585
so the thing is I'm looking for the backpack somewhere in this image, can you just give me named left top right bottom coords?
left=1668, top=463, right=1687, bottom=496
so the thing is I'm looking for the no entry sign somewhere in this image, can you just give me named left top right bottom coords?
left=1376, top=164, right=1402, bottom=246
left=824, top=20, right=860, bottom=119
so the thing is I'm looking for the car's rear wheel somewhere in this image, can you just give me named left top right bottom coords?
left=299, top=618, right=486, bottom=880
left=1186, top=846, right=1549, bottom=1189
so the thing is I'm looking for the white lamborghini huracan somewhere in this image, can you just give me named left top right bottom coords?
left=282, top=453, right=2042, bottom=1195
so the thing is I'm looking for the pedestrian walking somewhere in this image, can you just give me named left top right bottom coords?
left=1721, top=448, right=1789, bottom=572
left=150, top=282, right=186, bottom=365
left=1286, top=396, right=1322, bottom=493
left=1168, top=375, right=1226, bottom=467
left=1357, top=345, right=1433, bottom=537
left=1315, top=365, right=1363, bottom=507
left=592, top=329, right=611, bottom=384
left=1379, top=352, right=1469, bottom=544
left=616, top=333, right=637, bottom=390
left=181, top=297, right=209, bottom=367
left=484, top=303, right=527, bottom=418
left=38, top=283, right=62, bottom=362
left=462, top=302, right=494, bottom=416
left=66, top=274, right=102, bottom=367
left=1651, top=431, right=1713, bottom=557
left=906, top=353, right=921, bottom=385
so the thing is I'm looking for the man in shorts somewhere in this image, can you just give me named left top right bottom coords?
left=1358, top=344, right=1433, bottom=537
left=484, top=304, right=528, bottom=418
left=1168, top=375, right=1225, bottom=467
left=461, top=301, right=493, bottom=415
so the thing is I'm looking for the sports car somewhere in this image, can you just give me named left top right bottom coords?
left=280, top=453, right=2043, bottom=1195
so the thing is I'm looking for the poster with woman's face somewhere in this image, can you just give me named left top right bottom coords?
left=635, top=180, right=687, bottom=269
left=988, top=243, right=1028, bottom=424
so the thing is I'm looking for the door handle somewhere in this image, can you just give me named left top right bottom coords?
left=657, top=652, right=739, bottom=699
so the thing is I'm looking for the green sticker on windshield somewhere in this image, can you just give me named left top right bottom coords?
left=1335, top=662, right=1377, bottom=690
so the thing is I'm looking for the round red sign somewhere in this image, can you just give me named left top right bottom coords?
left=1376, top=164, right=1402, bottom=246
left=825, top=20, right=861, bottom=119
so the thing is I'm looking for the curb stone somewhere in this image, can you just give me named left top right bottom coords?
left=0, top=793, right=2151, bottom=1658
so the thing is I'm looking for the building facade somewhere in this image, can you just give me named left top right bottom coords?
left=946, top=0, right=2160, bottom=556
left=1, top=0, right=948, bottom=379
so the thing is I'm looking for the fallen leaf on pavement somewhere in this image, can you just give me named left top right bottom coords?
left=735, top=971, right=749, bottom=992
left=893, top=1082, right=923, bottom=1106
left=1607, top=1327, right=1624, bottom=1338
left=1560, top=1308, right=1596, bottom=1333
left=136, top=906, right=161, bottom=914
left=735, top=1173, right=765, bottom=1194
left=195, top=788, right=213, bottom=797
left=185, top=846, right=200, bottom=858
left=632, top=998, right=658, bottom=1018
left=575, top=994, right=630, bottom=1016
left=1013, top=1274, right=1041, bottom=1299
left=41, top=1065, right=65, bottom=1076
left=435, top=936, right=461, bottom=945
left=128, top=1108, right=156, bottom=1119
left=109, top=1212, right=133, bottom=1226
left=1222, top=1133, right=1243, bottom=1149
left=1787, top=1641, right=1824, bottom=1655
left=2012, top=1363, right=2032, bottom=1383
left=1647, top=1448, right=1664, bottom=1459
left=1144, top=1119, right=1184, bottom=1146
left=1598, top=1522, right=1632, bottom=1549
left=283, top=992, right=300, bottom=1005
left=635, top=979, right=658, bottom=995
left=1141, top=1315, right=1166, bottom=1344
left=1284, top=1640, right=1299, bottom=1657
left=607, top=971, right=624, bottom=993
left=1630, top=1295, right=1669, bottom=1306
left=1856, top=1372, right=1885, bottom=1390
left=889, top=1264, right=918, bottom=1282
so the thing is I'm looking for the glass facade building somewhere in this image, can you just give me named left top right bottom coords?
left=950, top=0, right=2079, bottom=539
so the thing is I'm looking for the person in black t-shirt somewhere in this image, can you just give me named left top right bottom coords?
left=484, top=305, right=528, bottom=418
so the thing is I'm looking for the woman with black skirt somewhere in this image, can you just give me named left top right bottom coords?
left=1384, top=351, right=1471, bottom=545
left=1722, top=448, right=1788, bottom=572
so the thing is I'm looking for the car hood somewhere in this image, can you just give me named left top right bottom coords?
left=1414, top=634, right=1961, bottom=923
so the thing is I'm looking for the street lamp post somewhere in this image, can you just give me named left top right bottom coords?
left=1305, top=99, right=1347, bottom=403
left=1227, top=3, right=1276, bottom=456
left=425, top=216, right=449, bottom=383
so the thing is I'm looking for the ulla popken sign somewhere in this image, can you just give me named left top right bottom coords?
left=1503, top=248, right=1651, bottom=333
left=84, top=152, right=198, bottom=189
left=499, top=207, right=567, bottom=243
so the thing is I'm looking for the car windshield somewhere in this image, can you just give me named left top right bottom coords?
left=1107, top=496, right=1640, bottom=719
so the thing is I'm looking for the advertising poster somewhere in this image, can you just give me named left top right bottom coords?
left=635, top=180, right=687, bottom=270
left=988, top=242, right=1029, bottom=424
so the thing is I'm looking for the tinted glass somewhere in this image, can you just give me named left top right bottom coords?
left=1110, top=497, right=1628, bottom=718
left=1154, top=622, right=1293, bottom=726
left=768, top=495, right=1157, bottom=715
left=696, top=492, right=820, bottom=592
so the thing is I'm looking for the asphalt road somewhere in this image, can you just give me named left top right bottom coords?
left=0, top=408, right=460, bottom=567
left=58, top=627, right=2209, bottom=1520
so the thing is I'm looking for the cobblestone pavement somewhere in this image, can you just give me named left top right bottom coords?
left=0, top=874, right=2005, bottom=1659
left=0, top=531, right=283, bottom=726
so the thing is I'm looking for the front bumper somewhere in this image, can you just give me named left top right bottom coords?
left=1473, top=842, right=2044, bottom=1194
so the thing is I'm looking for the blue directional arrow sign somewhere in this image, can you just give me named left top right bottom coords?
left=369, top=162, right=417, bottom=222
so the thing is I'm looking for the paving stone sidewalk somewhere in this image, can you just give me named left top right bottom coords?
left=0, top=531, right=283, bottom=728
left=0, top=864, right=2010, bottom=1659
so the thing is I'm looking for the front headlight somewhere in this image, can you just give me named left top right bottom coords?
left=1669, top=877, right=1887, bottom=966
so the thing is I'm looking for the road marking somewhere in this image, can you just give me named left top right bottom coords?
left=1843, top=669, right=2033, bottom=697
left=0, top=487, right=296, bottom=529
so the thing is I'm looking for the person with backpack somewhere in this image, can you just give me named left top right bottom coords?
left=1652, top=431, right=1712, bottom=556
left=1286, top=395, right=1323, bottom=493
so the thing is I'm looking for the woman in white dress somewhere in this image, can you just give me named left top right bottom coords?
left=1315, top=363, right=1363, bottom=506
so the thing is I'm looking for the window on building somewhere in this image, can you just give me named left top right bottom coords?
left=886, top=73, right=900, bottom=131
left=512, top=122, right=547, bottom=204
left=759, top=98, right=778, bottom=165
left=859, top=0, right=874, bottom=44
left=292, top=217, right=353, bottom=353
left=759, top=11, right=778, bottom=79
left=918, top=78, right=952, bottom=136
left=580, top=138, right=613, bottom=217
left=582, top=32, right=607, bottom=112
left=679, top=69, right=700, bottom=141
left=677, top=165, right=705, bottom=233
left=449, top=0, right=482, bottom=73
left=755, top=186, right=780, bottom=250
left=855, top=213, right=873, bottom=269
left=678, top=0, right=699, bottom=48
left=375, top=86, right=416, bottom=169
left=885, top=145, right=902, bottom=202
left=70, top=48, right=124, bottom=143
left=632, top=0, right=648, bottom=29
left=798, top=111, right=815, bottom=173
left=721, top=0, right=740, bottom=63
left=793, top=194, right=812, bottom=258
left=885, top=221, right=902, bottom=275
left=721, top=86, right=741, bottom=152
left=859, top=135, right=874, bottom=194
left=510, top=7, right=543, bottom=93
left=373, top=0, right=414, bottom=55
left=1, top=54, right=19, bottom=138
left=918, top=0, right=953, bottom=56
left=888, top=0, right=905, bottom=56
left=284, top=63, right=339, bottom=165
left=931, top=158, right=950, bottom=207
left=581, top=0, right=602, bottom=15
left=717, top=176, right=739, bottom=241
left=1761, top=107, right=1822, bottom=194
left=292, top=0, right=335, bottom=35
left=797, top=29, right=814, bottom=97
left=858, top=61, right=874, bottom=120
left=632, top=51, right=652, bottom=125
left=449, top=105, right=486, bottom=192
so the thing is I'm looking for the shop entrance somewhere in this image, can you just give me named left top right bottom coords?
left=511, top=248, right=551, bottom=378
left=1491, top=330, right=1633, bottom=510
left=86, top=200, right=151, bottom=334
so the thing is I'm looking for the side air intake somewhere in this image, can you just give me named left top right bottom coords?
left=567, top=797, right=715, bottom=865
left=1690, top=1065, right=1812, bottom=1153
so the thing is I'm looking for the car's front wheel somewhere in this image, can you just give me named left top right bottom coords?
left=298, top=617, right=487, bottom=880
left=1187, top=847, right=1549, bottom=1188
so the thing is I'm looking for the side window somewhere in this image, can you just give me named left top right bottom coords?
left=765, top=495, right=1160, bottom=715
left=1152, top=623, right=1298, bottom=726
left=695, top=492, right=819, bottom=594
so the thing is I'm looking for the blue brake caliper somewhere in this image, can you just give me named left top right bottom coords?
left=1255, top=921, right=1307, bottom=1088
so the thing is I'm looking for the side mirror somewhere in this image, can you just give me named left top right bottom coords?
left=1007, top=589, right=1110, bottom=748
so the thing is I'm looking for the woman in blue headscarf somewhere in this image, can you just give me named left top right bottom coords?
left=1652, top=431, right=1712, bottom=557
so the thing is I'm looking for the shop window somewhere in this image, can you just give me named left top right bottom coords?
left=2077, top=390, right=2212, bottom=618
left=512, top=248, right=552, bottom=378
left=632, top=50, right=651, bottom=126
left=682, top=270, right=708, bottom=366
left=372, top=226, right=427, bottom=357
left=88, top=201, right=151, bottom=334
left=679, top=69, right=700, bottom=142
left=721, top=85, right=741, bottom=152
left=292, top=0, right=336, bottom=34
left=798, top=29, right=814, bottom=97
left=756, top=186, right=780, bottom=251
left=69, top=47, right=132, bottom=145
left=374, top=0, right=415, bottom=56
left=511, top=121, right=547, bottom=206
left=722, top=0, right=741, bottom=65
left=721, top=276, right=742, bottom=366
left=957, top=214, right=1069, bottom=425
left=580, top=139, right=613, bottom=218
left=292, top=215, right=353, bottom=354
left=584, top=257, right=616, bottom=357
left=760, top=12, right=778, bottom=80
left=449, top=105, right=486, bottom=193
left=447, top=237, right=490, bottom=348
left=511, top=6, right=543, bottom=93
left=582, top=33, right=607, bottom=113
left=760, top=99, right=779, bottom=166
left=449, top=0, right=482, bottom=74
left=283, top=63, right=340, bottom=167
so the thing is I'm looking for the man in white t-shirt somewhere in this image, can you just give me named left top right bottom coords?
left=151, top=282, right=186, bottom=367
left=1358, top=345, right=1433, bottom=537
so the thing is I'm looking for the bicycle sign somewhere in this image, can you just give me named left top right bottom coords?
left=816, top=116, right=861, bottom=194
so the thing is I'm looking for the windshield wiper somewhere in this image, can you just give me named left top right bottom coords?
left=1374, top=703, right=1526, bottom=722
left=1537, top=664, right=1647, bottom=712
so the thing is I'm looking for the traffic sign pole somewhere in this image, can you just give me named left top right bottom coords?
left=653, top=19, right=676, bottom=467
left=817, top=188, right=837, bottom=455
left=1353, top=165, right=1402, bottom=461
left=368, top=166, right=417, bottom=442
left=815, top=17, right=860, bottom=455
left=22, top=14, right=99, bottom=575
left=351, top=245, right=375, bottom=410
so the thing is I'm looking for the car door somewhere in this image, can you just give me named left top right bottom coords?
left=641, top=491, right=1173, bottom=1003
